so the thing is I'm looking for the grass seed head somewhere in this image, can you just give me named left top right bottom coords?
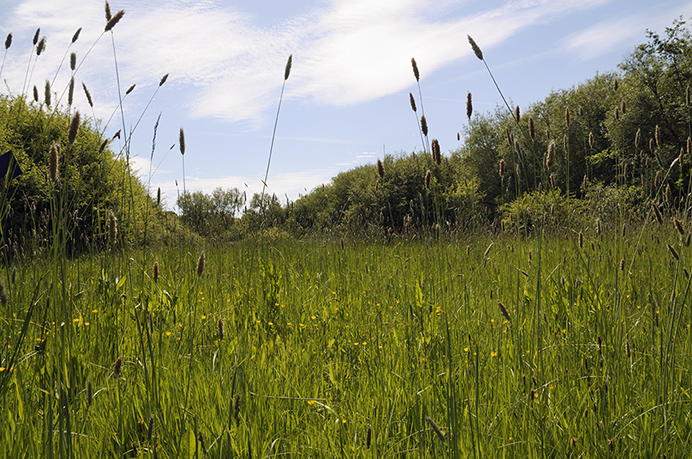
left=108, top=209, right=118, bottom=245
left=579, top=230, right=584, bottom=249
left=499, top=159, right=505, bottom=179
left=655, top=125, right=660, bottom=147
left=179, top=128, right=186, bottom=155
left=529, top=116, right=536, bottom=140
left=546, top=142, right=556, bottom=169
left=652, top=203, right=663, bottom=224
left=425, top=169, right=431, bottom=190
left=621, top=99, right=626, bottom=114
left=497, top=299, right=511, bottom=322
left=425, top=416, right=445, bottom=442
left=70, top=52, right=76, bottom=71
left=431, top=139, right=441, bottom=165
left=125, top=84, right=135, bottom=95
left=284, top=54, right=292, bottom=80
left=588, top=132, right=594, bottom=148
left=32, top=28, right=40, bottom=46
left=466, top=92, right=473, bottom=119
left=33, top=85, right=38, bottom=102
left=514, top=105, right=520, bottom=122
left=565, top=107, right=570, bottom=127
left=105, top=1, right=112, bottom=20
left=113, top=355, right=123, bottom=378
left=467, top=35, right=483, bottom=60
left=71, top=28, right=82, bottom=44
left=4, top=33, right=11, bottom=49
left=49, top=142, right=59, bottom=182
left=409, top=92, right=417, bottom=112
left=366, top=425, right=372, bottom=448
left=159, top=73, right=169, bottom=87
left=674, top=217, right=685, bottom=237
left=217, top=316, right=224, bottom=340
left=377, top=159, right=385, bottom=178
left=68, top=78, right=74, bottom=105
left=0, top=277, right=7, bottom=307
left=105, top=10, right=125, bottom=32
left=484, top=242, right=493, bottom=257
left=613, top=78, right=618, bottom=91
left=667, top=243, right=679, bottom=261
left=420, top=115, right=428, bottom=137
left=44, top=80, right=51, bottom=106
left=411, top=57, right=420, bottom=82
left=82, top=82, right=93, bottom=107
left=196, top=251, right=205, bottom=277
left=614, top=107, right=619, bottom=121
left=68, top=111, right=80, bottom=145
left=153, top=261, right=159, bottom=283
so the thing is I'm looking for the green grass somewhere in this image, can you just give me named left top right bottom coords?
left=1, top=227, right=691, bottom=457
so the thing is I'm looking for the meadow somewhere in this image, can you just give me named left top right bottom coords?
left=2, top=5, right=692, bottom=458
left=2, top=224, right=691, bottom=457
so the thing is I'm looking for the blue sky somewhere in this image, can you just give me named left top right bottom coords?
left=1, top=0, right=691, bottom=210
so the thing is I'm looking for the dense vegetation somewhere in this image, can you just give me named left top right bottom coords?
left=174, top=19, right=692, bottom=239
left=1, top=6, right=692, bottom=458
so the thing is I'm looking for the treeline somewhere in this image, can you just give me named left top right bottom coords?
left=180, top=18, right=692, bottom=238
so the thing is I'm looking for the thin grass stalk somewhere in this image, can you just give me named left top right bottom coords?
left=261, top=54, right=292, bottom=218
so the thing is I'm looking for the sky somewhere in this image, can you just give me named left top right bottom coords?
left=1, top=0, right=692, bottom=211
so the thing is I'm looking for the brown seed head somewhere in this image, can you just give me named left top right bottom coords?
left=284, top=54, right=292, bottom=80
left=514, top=105, right=520, bottom=122
left=565, top=107, right=570, bottom=127
left=674, top=217, right=685, bottom=237
left=588, top=132, right=594, bottom=148
left=466, top=92, right=473, bottom=119
left=33, top=85, right=38, bottom=103
left=655, top=125, right=660, bottom=147
left=159, top=73, right=169, bottom=87
left=431, top=139, right=441, bottom=165
left=70, top=52, right=76, bottom=71
left=578, top=230, right=584, bottom=249
left=113, top=355, right=123, bottom=378
left=497, top=300, right=511, bottom=322
left=68, top=78, right=74, bottom=105
left=105, top=10, right=125, bottom=32
left=71, top=28, right=82, bottom=44
left=179, top=128, right=186, bottom=155
left=99, top=139, right=109, bottom=153
left=196, top=251, right=205, bottom=277
left=82, top=82, right=93, bottom=107
left=614, top=107, right=619, bottom=121
left=44, top=80, right=51, bottom=106
left=420, top=115, right=428, bottom=137
left=125, top=84, right=135, bottom=95
left=108, top=209, right=118, bottom=245
left=68, top=111, right=80, bottom=145
left=105, top=1, right=112, bottom=20
left=425, top=169, right=431, bottom=190
left=153, top=261, right=159, bottom=283
left=217, top=316, right=224, bottom=340
left=5, top=33, right=12, bottom=50
left=620, top=99, right=626, bottom=115
left=425, top=416, right=445, bottom=442
left=667, top=244, right=680, bottom=261
left=377, top=159, right=385, bottom=178
left=528, top=116, right=536, bottom=140
left=484, top=242, right=493, bottom=257
left=578, top=106, right=583, bottom=117
left=613, top=78, right=618, bottom=91
left=467, top=35, right=483, bottom=60
left=49, top=142, right=59, bottom=182
left=652, top=203, right=663, bottom=224
left=634, top=128, right=641, bottom=149
left=32, top=28, right=40, bottom=46
left=411, top=58, right=420, bottom=82
left=409, top=92, right=417, bottom=112
left=499, top=159, right=505, bottom=179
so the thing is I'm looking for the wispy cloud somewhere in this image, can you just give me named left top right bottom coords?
left=565, top=1, right=692, bottom=61
left=1, top=0, right=625, bottom=128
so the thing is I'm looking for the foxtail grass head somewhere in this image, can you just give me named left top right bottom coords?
left=284, top=54, right=292, bottom=80
left=112, top=355, right=123, bottom=378
left=377, top=159, right=385, bottom=178
left=105, top=1, right=112, bottom=21
left=108, top=209, right=118, bottom=245
left=71, top=28, right=81, bottom=44
left=159, top=73, right=169, bottom=87
left=179, top=128, right=186, bottom=155
left=420, top=115, right=428, bottom=137
left=5, top=33, right=12, bottom=49
left=105, top=10, right=125, bottom=32
left=217, top=316, right=224, bottom=340
left=49, top=142, right=59, bottom=183
left=425, top=169, right=431, bottom=190
left=68, top=111, right=80, bottom=145
left=411, top=58, right=420, bottom=82
left=466, top=92, right=472, bottom=119
left=528, top=116, right=536, bottom=141
left=196, top=251, right=205, bottom=277
left=467, top=35, right=483, bottom=60
left=431, top=139, right=441, bottom=165
left=82, top=82, right=93, bottom=107
left=409, top=92, right=417, bottom=112
left=153, top=261, right=159, bottom=283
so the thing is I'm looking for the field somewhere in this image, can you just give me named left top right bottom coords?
left=1, top=225, right=691, bottom=457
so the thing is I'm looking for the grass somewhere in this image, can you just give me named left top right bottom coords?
left=1, top=227, right=691, bottom=457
